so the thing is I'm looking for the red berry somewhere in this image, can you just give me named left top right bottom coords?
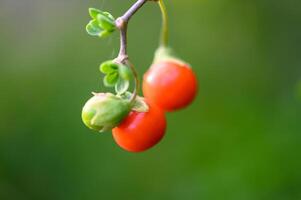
left=143, top=60, right=198, bottom=111
left=112, top=101, right=166, bottom=152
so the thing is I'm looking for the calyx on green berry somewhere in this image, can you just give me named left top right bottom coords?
left=86, top=8, right=116, bottom=38
left=120, top=92, right=149, bottom=112
left=82, top=93, right=131, bottom=132
left=100, top=60, right=133, bottom=95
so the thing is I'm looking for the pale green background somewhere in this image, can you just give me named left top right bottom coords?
left=0, top=0, right=301, bottom=199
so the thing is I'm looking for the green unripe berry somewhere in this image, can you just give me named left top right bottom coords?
left=82, top=93, right=131, bottom=132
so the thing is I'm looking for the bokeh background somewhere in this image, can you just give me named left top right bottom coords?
left=1, top=0, right=301, bottom=199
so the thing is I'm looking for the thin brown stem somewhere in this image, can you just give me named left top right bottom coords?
left=115, top=18, right=128, bottom=62
left=115, top=0, right=148, bottom=61
left=114, top=0, right=149, bottom=104
left=122, top=0, right=148, bottom=22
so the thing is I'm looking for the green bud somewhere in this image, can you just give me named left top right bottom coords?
left=103, top=72, right=119, bottom=87
left=86, top=8, right=116, bottom=38
left=118, top=64, right=132, bottom=81
left=82, top=93, right=131, bottom=132
left=99, top=61, right=133, bottom=93
left=103, top=12, right=115, bottom=21
left=115, top=78, right=129, bottom=95
left=86, top=19, right=103, bottom=36
left=96, top=14, right=115, bottom=32
left=89, top=8, right=102, bottom=19
left=100, top=61, right=119, bottom=74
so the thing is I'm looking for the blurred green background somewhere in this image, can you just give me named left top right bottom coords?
left=0, top=0, right=301, bottom=199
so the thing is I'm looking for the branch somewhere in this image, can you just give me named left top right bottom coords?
left=115, top=0, right=148, bottom=62
left=114, top=0, right=150, bottom=104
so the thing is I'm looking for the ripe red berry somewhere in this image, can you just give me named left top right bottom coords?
left=143, top=60, right=198, bottom=112
left=112, top=101, right=166, bottom=152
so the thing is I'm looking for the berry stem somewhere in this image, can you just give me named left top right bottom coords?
left=158, top=0, right=169, bottom=47
left=114, top=0, right=148, bottom=104
left=126, top=60, right=140, bottom=104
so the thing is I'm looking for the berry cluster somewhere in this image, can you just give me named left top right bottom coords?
left=82, top=0, right=198, bottom=152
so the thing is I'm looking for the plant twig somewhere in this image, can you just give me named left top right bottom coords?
left=114, top=0, right=148, bottom=104
left=115, top=0, right=148, bottom=61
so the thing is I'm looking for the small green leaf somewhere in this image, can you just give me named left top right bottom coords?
left=100, top=61, right=118, bottom=74
left=90, top=19, right=99, bottom=27
left=132, top=96, right=149, bottom=113
left=98, top=30, right=111, bottom=38
left=115, top=78, right=130, bottom=95
left=87, top=8, right=115, bottom=38
left=103, top=12, right=115, bottom=21
left=89, top=8, right=102, bottom=19
left=97, top=14, right=116, bottom=31
left=86, top=20, right=102, bottom=36
left=103, top=72, right=119, bottom=87
left=118, top=65, right=132, bottom=81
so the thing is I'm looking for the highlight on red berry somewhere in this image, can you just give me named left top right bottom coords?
left=143, top=59, right=198, bottom=112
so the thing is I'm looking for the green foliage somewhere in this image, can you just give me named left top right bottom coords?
left=86, top=8, right=116, bottom=38
left=103, top=71, right=119, bottom=87
left=115, top=78, right=129, bottom=95
left=100, top=61, right=132, bottom=95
